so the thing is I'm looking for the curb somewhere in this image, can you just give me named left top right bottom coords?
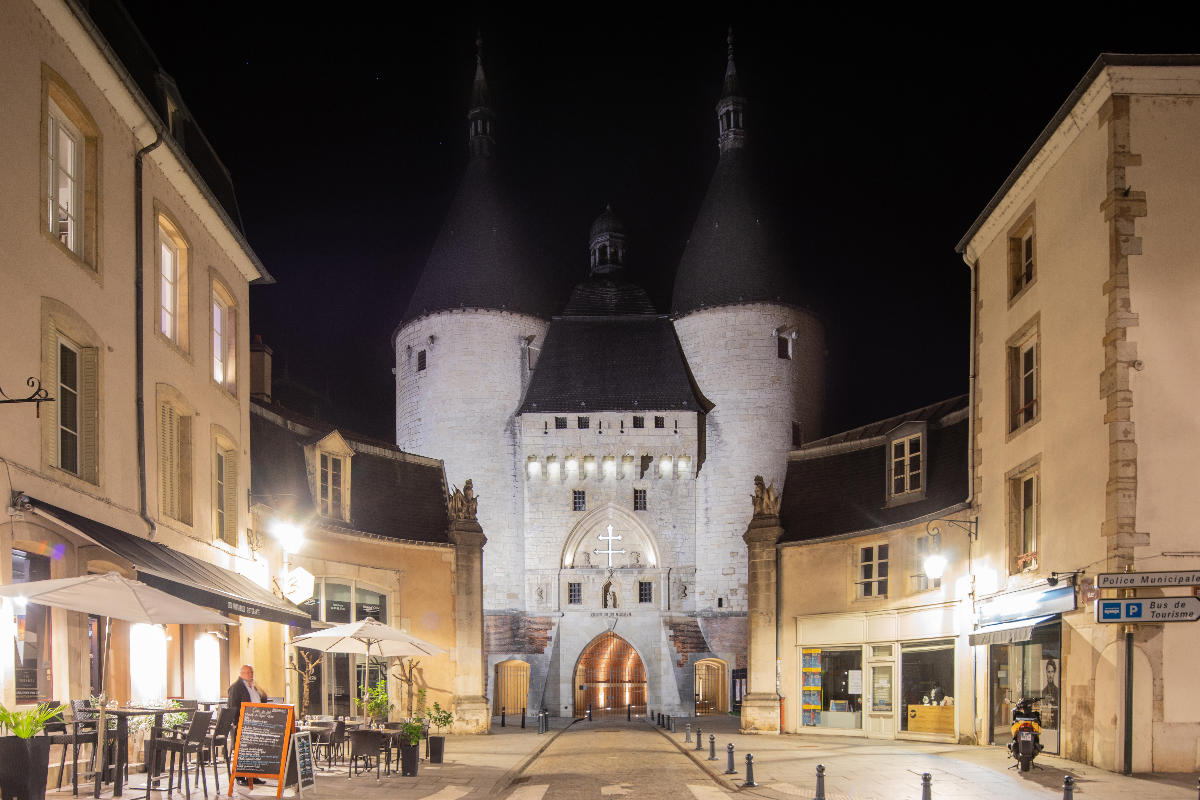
left=489, top=720, right=578, bottom=797
left=649, top=720, right=742, bottom=793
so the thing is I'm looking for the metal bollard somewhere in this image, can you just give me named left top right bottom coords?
left=685, top=724, right=692, bottom=743
left=586, top=704, right=592, bottom=721
left=627, top=704, right=631, bottom=721
left=708, top=734, right=717, bottom=761
left=743, top=754, right=757, bottom=788
left=500, top=706, right=506, bottom=727
left=814, top=764, right=826, bottom=800
left=1062, top=775, right=1074, bottom=800
left=521, top=707, right=526, bottom=728
left=921, top=772, right=932, bottom=800
left=695, top=727, right=703, bottom=751
left=725, top=742, right=737, bottom=774
left=670, top=716, right=676, bottom=733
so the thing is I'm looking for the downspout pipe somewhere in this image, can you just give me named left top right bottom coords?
left=962, top=252, right=980, bottom=742
left=135, top=129, right=163, bottom=539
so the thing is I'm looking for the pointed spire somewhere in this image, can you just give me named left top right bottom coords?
left=468, top=31, right=495, bottom=158
left=715, top=27, right=746, bottom=153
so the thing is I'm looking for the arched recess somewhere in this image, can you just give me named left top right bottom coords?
left=561, top=504, right=660, bottom=569
left=492, top=659, right=530, bottom=715
left=694, top=657, right=729, bottom=714
left=572, top=631, right=646, bottom=718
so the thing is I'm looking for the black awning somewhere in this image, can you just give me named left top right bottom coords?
left=32, top=500, right=310, bottom=627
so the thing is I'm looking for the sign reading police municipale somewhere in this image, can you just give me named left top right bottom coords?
left=1096, top=570, right=1200, bottom=588
left=1097, top=597, right=1200, bottom=623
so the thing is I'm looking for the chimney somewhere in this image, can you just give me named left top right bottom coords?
left=250, top=335, right=272, bottom=403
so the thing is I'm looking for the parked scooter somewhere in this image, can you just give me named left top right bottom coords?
left=1007, top=697, right=1044, bottom=772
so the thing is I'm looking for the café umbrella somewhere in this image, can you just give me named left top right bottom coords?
left=291, top=617, right=445, bottom=722
left=0, top=572, right=237, bottom=797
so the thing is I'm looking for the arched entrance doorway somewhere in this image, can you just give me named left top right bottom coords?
left=694, top=658, right=728, bottom=714
left=573, top=632, right=646, bottom=718
left=493, top=659, right=530, bottom=716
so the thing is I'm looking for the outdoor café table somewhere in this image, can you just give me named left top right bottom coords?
left=92, top=707, right=168, bottom=799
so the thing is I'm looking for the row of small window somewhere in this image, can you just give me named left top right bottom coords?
left=46, top=93, right=236, bottom=394
left=551, top=415, right=668, bottom=431
left=567, top=581, right=653, bottom=604
left=529, top=455, right=691, bottom=481
left=571, top=489, right=648, bottom=512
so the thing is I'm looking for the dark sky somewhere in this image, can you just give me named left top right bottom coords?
left=119, top=3, right=1186, bottom=441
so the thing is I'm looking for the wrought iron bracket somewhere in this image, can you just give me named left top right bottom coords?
left=0, top=376, right=54, bottom=416
left=925, top=517, right=978, bottom=541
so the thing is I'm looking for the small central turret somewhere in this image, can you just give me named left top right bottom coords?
left=468, top=33, right=495, bottom=159
left=588, top=204, right=627, bottom=275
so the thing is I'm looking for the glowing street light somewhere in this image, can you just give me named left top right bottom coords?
left=271, top=519, right=305, bottom=555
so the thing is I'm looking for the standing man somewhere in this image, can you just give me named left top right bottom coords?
left=228, top=664, right=270, bottom=785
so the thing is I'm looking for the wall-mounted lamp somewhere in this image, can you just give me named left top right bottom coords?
left=1047, top=570, right=1084, bottom=587
left=922, top=517, right=978, bottom=582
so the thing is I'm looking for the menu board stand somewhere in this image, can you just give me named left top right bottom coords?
left=286, top=731, right=316, bottom=797
left=229, top=703, right=295, bottom=798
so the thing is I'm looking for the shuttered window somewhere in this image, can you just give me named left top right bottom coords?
left=214, top=446, right=238, bottom=545
left=53, top=332, right=98, bottom=483
left=159, top=402, right=192, bottom=524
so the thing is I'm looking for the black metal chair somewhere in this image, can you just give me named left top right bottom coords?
left=346, top=729, right=387, bottom=780
left=312, top=719, right=345, bottom=770
left=147, top=710, right=212, bottom=800
left=201, top=707, right=237, bottom=794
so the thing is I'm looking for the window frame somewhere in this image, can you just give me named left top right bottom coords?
left=42, top=68, right=100, bottom=270
left=912, top=533, right=943, bottom=593
left=653, top=416, right=665, bottom=429
left=57, top=336, right=81, bottom=476
left=632, top=416, right=644, bottom=429
left=855, top=542, right=889, bottom=599
left=638, top=581, right=653, bottom=604
left=210, top=275, right=237, bottom=395
left=1007, top=315, right=1041, bottom=437
left=155, top=213, right=190, bottom=352
left=320, top=452, right=346, bottom=519
left=554, top=416, right=567, bottom=429
left=47, top=101, right=83, bottom=256
left=1006, top=456, right=1041, bottom=574
left=567, top=582, right=582, bottom=605
left=1007, top=210, right=1037, bottom=302
left=42, top=300, right=100, bottom=486
left=633, top=488, right=647, bottom=511
left=577, top=416, right=590, bottom=430
left=212, top=427, right=238, bottom=547
left=157, top=387, right=195, bottom=526
left=572, top=490, right=586, bottom=512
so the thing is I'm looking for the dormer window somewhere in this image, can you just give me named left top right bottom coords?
left=319, top=453, right=344, bottom=518
left=886, top=422, right=926, bottom=506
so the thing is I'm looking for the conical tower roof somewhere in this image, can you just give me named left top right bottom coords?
left=402, top=37, right=554, bottom=324
left=671, top=31, right=802, bottom=317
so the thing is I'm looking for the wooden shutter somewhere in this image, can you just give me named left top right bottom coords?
left=160, top=403, right=177, bottom=519
left=223, top=449, right=238, bottom=544
left=179, top=414, right=193, bottom=524
left=79, top=347, right=98, bottom=484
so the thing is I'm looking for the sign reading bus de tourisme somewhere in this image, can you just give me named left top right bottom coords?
left=1096, top=570, right=1200, bottom=589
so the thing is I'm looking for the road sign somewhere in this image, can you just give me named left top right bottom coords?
left=1096, top=596, right=1200, bottom=623
left=1096, top=570, right=1200, bottom=589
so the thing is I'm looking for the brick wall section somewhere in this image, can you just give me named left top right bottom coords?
left=666, top=617, right=711, bottom=667
left=485, top=612, right=555, bottom=655
left=698, top=615, right=748, bottom=670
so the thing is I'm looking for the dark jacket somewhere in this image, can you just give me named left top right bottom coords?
left=226, top=679, right=269, bottom=722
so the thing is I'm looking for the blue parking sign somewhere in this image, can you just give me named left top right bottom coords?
left=1126, top=602, right=1143, bottom=618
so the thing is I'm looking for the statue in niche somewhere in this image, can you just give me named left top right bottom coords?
left=751, top=475, right=781, bottom=518
left=602, top=581, right=618, bottom=608
left=677, top=579, right=688, bottom=600
left=448, top=479, right=479, bottom=520
left=535, top=585, right=544, bottom=603
left=631, top=551, right=642, bottom=567
left=582, top=551, right=593, bottom=567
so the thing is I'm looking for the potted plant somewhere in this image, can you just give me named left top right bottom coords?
left=397, top=720, right=423, bottom=777
left=424, top=702, right=454, bottom=764
left=353, top=679, right=394, bottom=726
left=0, top=702, right=62, bottom=800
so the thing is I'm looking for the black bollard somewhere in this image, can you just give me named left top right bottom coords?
left=814, top=764, right=826, bottom=800
left=500, top=706, right=506, bottom=727
left=587, top=704, right=592, bottom=721
left=695, top=727, right=703, bottom=751
left=921, top=772, right=932, bottom=800
left=670, top=716, right=676, bottom=733
left=743, top=753, right=757, bottom=788
left=685, top=724, right=692, bottom=743
left=521, top=707, right=526, bottom=728
left=708, top=734, right=717, bottom=761
left=1062, top=775, right=1074, bottom=800
left=627, top=704, right=631, bottom=721
left=725, top=742, right=737, bottom=774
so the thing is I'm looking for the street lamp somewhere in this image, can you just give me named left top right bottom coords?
left=271, top=519, right=304, bottom=555
left=922, top=518, right=978, bottom=583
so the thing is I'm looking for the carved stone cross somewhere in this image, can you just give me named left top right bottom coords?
left=593, top=524, right=626, bottom=568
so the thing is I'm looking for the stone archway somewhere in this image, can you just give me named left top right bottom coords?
left=694, top=657, right=729, bottom=714
left=572, top=631, right=646, bottom=718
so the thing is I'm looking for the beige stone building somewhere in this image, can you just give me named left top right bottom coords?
left=0, top=0, right=300, bottom=711
left=769, top=399, right=973, bottom=741
left=957, top=53, right=1200, bottom=772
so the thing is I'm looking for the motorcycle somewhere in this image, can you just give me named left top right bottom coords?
left=1007, top=697, right=1044, bottom=772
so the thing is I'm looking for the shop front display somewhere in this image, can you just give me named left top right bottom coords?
left=899, top=639, right=955, bottom=736
left=801, top=647, right=864, bottom=729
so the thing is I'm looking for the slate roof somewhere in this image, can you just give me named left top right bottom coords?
left=779, top=396, right=969, bottom=544
left=519, top=314, right=707, bottom=414
left=251, top=402, right=450, bottom=544
left=671, top=148, right=803, bottom=316
left=561, top=276, right=657, bottom=316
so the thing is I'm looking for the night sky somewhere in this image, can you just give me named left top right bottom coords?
left=118, top=3, right=1185, bottom=441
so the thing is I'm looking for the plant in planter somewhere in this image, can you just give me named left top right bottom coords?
left=424, top=702, right=454, bottom=764
left=396, top=720, right=423, bottom=777
left=353, top=679, right=394, bottom=726
left=0, top=702, right=63, bottom=800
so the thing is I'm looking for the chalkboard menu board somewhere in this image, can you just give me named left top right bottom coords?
left=229, top=703, right=294, bottom=798
left=286, top=731, right=316, bottom=796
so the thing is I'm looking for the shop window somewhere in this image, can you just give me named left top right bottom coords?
left=988, top=621, right=1061, bottom=753
left=900, top=639, right=955, bottom=736
left=801, top=647, right=863, bottom=729
left=129, top=623, right=168, bottom=705
left=194, top=632, right=222, bottom=702
left=857, top=543, right=888, bottom=598
left=11, top=549, right=53, bottom=703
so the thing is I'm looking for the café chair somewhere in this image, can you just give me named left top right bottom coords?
left=312, top=719, right=345, bottom=769
left=346, top=729, right=387, bottom=780
left=201, top=707, right=238, bottom=794
left=147, top=710, right=212, bottom=800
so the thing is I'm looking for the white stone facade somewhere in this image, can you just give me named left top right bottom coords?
left=395, top=309, right=549, bottom=609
